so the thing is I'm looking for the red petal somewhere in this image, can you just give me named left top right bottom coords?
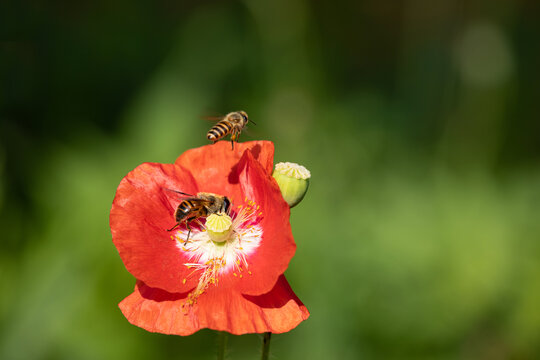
left=119, top=275, right=309, bottom=335
left=231, top=150, right=296, bottom=295
left=174, top=141, right=275, bottom=204
left=110, top=162, right=201, bottom=293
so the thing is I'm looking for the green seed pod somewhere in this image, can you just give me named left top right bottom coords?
left=272, top=162, right=311, bottom=208
left=206, top=213, right=233, bottom=243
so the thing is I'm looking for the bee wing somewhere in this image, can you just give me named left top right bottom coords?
left=239, top=125, right=259, bottom=138
left=188, top=198, right=213, bottom=207
left=163, top=188, right=196, bottom=201
left=199, top=111, right=227, bottom=124
left=203, top=116, right=225, bottom=122
left=162, top=188, right=215, bottom=206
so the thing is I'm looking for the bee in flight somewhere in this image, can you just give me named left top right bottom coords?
left=166, top=190, right=231, bottom=244
left=206, top=110, right=255, bottom=150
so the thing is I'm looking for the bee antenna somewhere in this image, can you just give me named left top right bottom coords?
left=250, top=120, right=257, bottom=125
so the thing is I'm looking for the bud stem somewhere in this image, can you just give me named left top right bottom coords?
left=217, top=331, right=228, bottom=360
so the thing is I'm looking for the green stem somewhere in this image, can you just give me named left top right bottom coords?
left=261, top=332, right=272, bottom=360
left=217, top=331, right=228, bottom=360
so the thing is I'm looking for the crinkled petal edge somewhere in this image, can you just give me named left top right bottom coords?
left=119, top=275, right=309, bottom=335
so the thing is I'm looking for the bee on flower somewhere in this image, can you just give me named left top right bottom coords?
left=110, top=141, right=309, bottom=335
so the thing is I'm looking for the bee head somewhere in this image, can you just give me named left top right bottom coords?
left=222, top=197, right=231, bottom=214
left=238, top=111, right=249, bottom=125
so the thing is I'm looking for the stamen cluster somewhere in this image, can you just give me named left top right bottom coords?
left=172, top=202, right=263, bottom=306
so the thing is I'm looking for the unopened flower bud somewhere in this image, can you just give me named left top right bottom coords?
left=272, top=162, right=311, bottom=208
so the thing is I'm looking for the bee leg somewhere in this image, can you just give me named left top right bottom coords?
left=231, top=131, right=238, bottom=150
left=184, top=223, right=192, bottom=245
left=167, top=223, right=180, bottom=232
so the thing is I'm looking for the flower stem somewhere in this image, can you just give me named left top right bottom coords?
left=217, top=331, right=228, bottom=360
left=261, top=332, right=272, bottom=360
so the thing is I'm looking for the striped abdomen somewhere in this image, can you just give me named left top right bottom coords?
left=207, top=120, right=233, bottom=142
left=175, top=199, right=207, bottom=223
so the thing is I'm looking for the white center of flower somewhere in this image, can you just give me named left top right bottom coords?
left=274, top=162, right=311, bottom=179
left=171, top=202, right=263, bottom=306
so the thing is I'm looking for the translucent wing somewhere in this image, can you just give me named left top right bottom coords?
left=162, top=188, right=197, bottom=202
left=203, top=115, right=225, bottom=122
left=163, top=187, right=193, bottom=196
left=163, top=188, right=215, bottom=207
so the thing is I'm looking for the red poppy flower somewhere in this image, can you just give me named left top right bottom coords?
left=110, top=141, right=309, bottom=335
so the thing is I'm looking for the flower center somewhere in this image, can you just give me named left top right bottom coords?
left=170, top=201, right=263, bottom=307
left=205, top=213, right=233, bottom=243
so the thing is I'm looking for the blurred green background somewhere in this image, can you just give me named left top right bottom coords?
left=2, top=0, right=540, bottom=359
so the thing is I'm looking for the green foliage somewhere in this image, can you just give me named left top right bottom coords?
left=1, top=0, right=540, bottom=359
